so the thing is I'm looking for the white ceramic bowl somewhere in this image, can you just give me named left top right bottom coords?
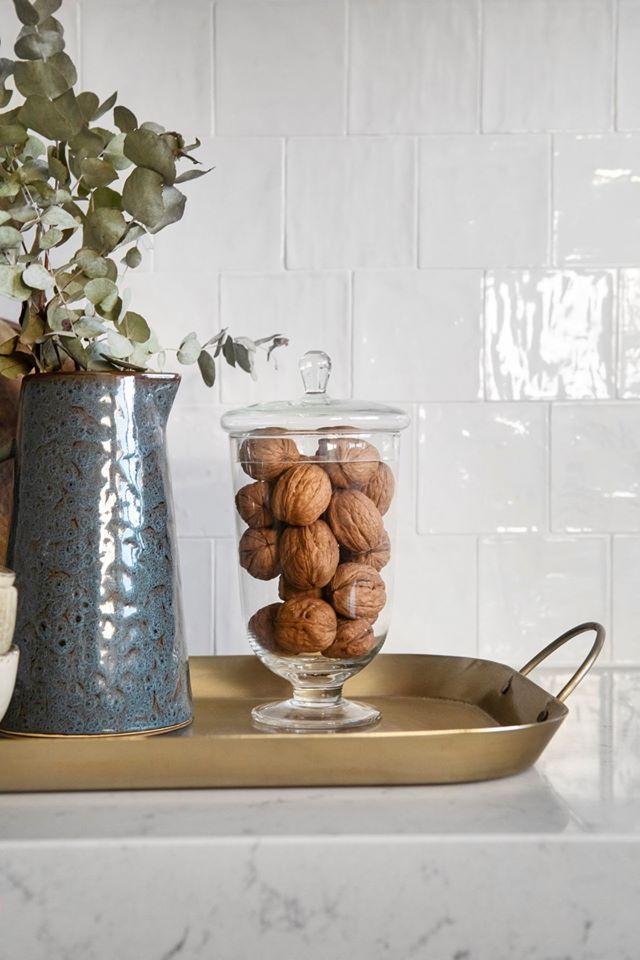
left=0, top=646, right=19, bottom=723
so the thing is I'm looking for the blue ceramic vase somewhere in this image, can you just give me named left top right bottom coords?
left=2, top=372, right=192, bottom=736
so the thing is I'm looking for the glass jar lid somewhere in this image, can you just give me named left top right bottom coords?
left=221, top=351, right=411, bottom=436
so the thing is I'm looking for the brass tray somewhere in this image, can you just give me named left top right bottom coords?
left=0, top=622, right=604, bottom=792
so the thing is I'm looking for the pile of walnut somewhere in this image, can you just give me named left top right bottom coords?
left=235, top=427, right=394, bottom=660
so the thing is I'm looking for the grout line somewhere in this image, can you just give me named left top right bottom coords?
left=612, top=0, right=620, bottom=132
left=548, top=134, right=555, bottom=267
left=480, top=270, right=488, bottom=401
left=210, top=0, right=216, bottom=138
left=348, top=270, right=355, bottom=398
left=344, top=0, right=351, bottom=136
left=614, top=268, right=622, bottom=399
left=413, top=137, right=420, bottom=268
left=477, top=0, right=484, bottom=134
left=282, top=139, right=288, bottom=270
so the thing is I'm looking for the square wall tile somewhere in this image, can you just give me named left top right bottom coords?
left=386, top=534, right=477, bottom=657
left=552, top=404, right=640, bottom=532
left=554, top=135, right=640, bottom=265
left=612, top=537, right=640, bottom=662
left=349, top=0, right=477, bottom=134
left=219, top=272, right=350, bottom=404
left=154, top=138, right=283, bottom=273
left=617, top=2, right=640, bottom=130
left=479, top=536, right=609, bottom=666
left=81, top=0, right=212, bottom=135
left=483, top=0, right=612, bottom=132
left=617, top=270, right=640, bottom=398
left=167, top=408, right=235, bottom=539
left=286, top=137, right=415, bottom=269
left=419, top=135, right=549, bottom=268
left=214, top=538, right=247, bottom=655
left=178, top=539, right=214, bottom=656
left=353, top=270, right=482, bottom=401
left=123, top=273, right=219, bottom=407
left=485, top=270, right=615, bottom=400
left=417, top=403, right=547, bottom=533
left=215, top=1, right=345, bottom=135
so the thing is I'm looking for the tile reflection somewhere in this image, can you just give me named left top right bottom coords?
left=485, top=270, right=614, bottom=400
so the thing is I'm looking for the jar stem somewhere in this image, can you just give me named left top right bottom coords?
left=291, top=686, right=343, bottom=708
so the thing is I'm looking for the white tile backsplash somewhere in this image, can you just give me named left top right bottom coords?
left=482, top=0, right=612, bottom=133
left=286, top=137, right=415, bottom=268
left=419, top=135, right=549, bottom=268
left=478, top=535, right=609, bottom=667
left=349, top=0, right=478, bottom=134
left=215, top=1, right=345, bottom=135
left=417, top=403, right=547, bottom=534
left=14, top=0, right=640, bottom=661
left=353, top=270, right=483, bottom=402
left=554, top=135, right=640, bottom=265
left=485, top=270, right=615, bottom=400
left=552, top=404, right=640, bottom=532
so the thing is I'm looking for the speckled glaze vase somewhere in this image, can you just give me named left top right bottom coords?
left=1, top=372, right=192, bottom=736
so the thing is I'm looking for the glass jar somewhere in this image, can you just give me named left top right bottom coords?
left=221, top=351, right=410, bottom=732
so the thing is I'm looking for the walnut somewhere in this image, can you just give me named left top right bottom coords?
left=271, top=463, right=332, bottom=526
left=275, top=597, right=337, bottom=654
left=239, top=429, right=299, bottom=481
left=248, top=603, right=282, bottom=651
left=363, top=462, right=395, bottom=516
left=280, top=520, right=339, bottom=590
left=326, top=489, right=384, bottom=553
left=235, top=481, right=273, bottom=529
left=316, top=433, right=379, bottom=489
left=239, top=527, right=280, bottom=580
left=323, top=618, right=376, bottom=659
left=278, top=576, right=323, bottom=602
left=328, top=562, right=386, bottom=621
left=343, top=529, right=391, bottom=572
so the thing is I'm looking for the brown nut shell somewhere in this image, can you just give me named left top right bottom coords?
left=316, top=435, right=379, bottom=489
left=363, top=462, right=395, bottom=516
left=328, top=562, right=386, bottom=621
left=280, top=520, right=340, bottom=590
left=248, top=602, right=283, bottom=651
left=278, top=576, right=323, bottom=602
left=271, top=463, right=332, bottom=526
left=239, top=430, right=299, bottom=481
left=239, top=527, right=280, bottom=581
left=326, top=489, right=384, bottom=553
left=275, top=598, right=337, bottom=654
left=323, top=618, right=376, bottom=659
left=343, top=529, right=391, bottom=572
left=235, top=481, right=273, bottom=529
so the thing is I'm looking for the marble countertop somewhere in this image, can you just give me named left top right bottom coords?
left=1, top=666, right=638, bottom=960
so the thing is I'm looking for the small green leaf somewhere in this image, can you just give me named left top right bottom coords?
left=106, top=329, right=132, bottom=359
left=92, top=186, right=123, bottom=210
left=76, top=91, right=100, bottom=122
left=222, top=336, right=236, bottom=367
left=23, top=263, right=53, bottom=290
left=0, top=265, right=30, bottom=301
left=148, top=185, right=186, bottom=234
left=73, top=315, right=106, bottom=339
left=233, top=342, right=253, bottom=374
left=123, top=128, right=176, bottom=183
left=42, top=205, right=79, bottom=230
left=80, top=157, right=117, bottom=188
left=122, top=166, right=164, bottom=228
left=14, top=54, right=76, bottom=98
left=19, top=307, right=45, bottom=344
left=93, top=90, right=117, bottom=120
left=124, top=246, right=142, bottom=269
left=83, top=208, right=127, bottom=252
left=0, top=336, right=19, bottom=356
left=174, top=167, right=211, bottom=185
left=103, top=132, right=132, bottom=171
left=177, top=332, right=200, bottom=365
left=0, top=122, right=27, bottom=146
left=47, top=303, right=76, bottom=332
left=114, top=105, right=137, bottom=134
left=13, top=0, right=39, bottom=26
left=39, top=226, right=64, bottom=249
left=119, top=310, right=150, bottom=344
left=19, top=90, right=83, bottom=140
left=197, top=350, right=216, bottom=388
left=14, top=28, right=65, bottom=61
left=75, top=248, right=110, bottom=279
left=60, top=336, right=89, bottom=369
left=0, top=352, right=34, bottom=378
left=0, top=226, right=22, bottom=249
left=85, top=277, right=118, bottom=309
left=34, top=0, right=63, bottom=20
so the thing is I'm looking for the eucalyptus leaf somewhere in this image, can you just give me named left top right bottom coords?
left=114, top=105, right=137, bottom=134
left=59, top=336, right=89, bottom=369
left=177, top=331, right=200, bottom=365
left=149, top=185, right=186, bottom=234
left=232, top=341, right=253, bottom=375
left=124, top=246, right=142, bottom=269
left=92, top=186, right=122, bottom=210
left=15, top=28, right=65, bottom=61
left=0, top=336, right=19, bottom=356
left=197, top=350, right=216, bottom=388
left=34, top=0, right=63, bottom=20
left=38, top=226, right=63, bottom=249
left=80, top=157, right=117, bottom=188
left=83, top=207, right=127, bottom=252
left=14, top=54, right=76, bottom=98
left=47, top=303, right=76, bottom=332
left=13, top=0, right=39, bottom=27
left=0, top=122, right=27, bottom=146
left=122, top=166, right=164, bottom=228
left=85, top=277, right=118, bottom=309
left=20, top=135, right=45, bottom=159
left=0, top=61, right=15, bottom=85
left=102, top=132, right=132, bottom=171
left=0, top=225, right=23, bottom=249
left=222, top=336, right=236, bottom=367
left=73, top=315, right=105, bottom=338
left=123, top=128, right=176, bottom=184
left=0, top=265, right=30, bottom=300
left=106, top=328, right=132, bottom=359
left=118, top=310, right=149, bottom=344
left=174, top=167, right=211, bottom=185
left=75, top=248, right=109, bottom=278
left=22, top=262, right=53, bottom=289
left=19, top=90, right=83, bottom=140
left=0, top=351, right=34, bottom=377
left=19, top=307, right=45, bottom=344
left=76, top=90, right=99, bottom=122
left=42, top=205, right=79, bottom=229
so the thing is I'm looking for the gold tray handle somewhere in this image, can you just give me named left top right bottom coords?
left=519, top=621, right=605, bottom=702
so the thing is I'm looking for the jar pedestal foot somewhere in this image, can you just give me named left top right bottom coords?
left=251, top=689, right=380, bottom=733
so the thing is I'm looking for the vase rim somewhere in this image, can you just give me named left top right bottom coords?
left=25, top=370, right=181, bottom=382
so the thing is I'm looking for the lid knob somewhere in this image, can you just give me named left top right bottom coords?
left=299, top=350, right=331, bottom=396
